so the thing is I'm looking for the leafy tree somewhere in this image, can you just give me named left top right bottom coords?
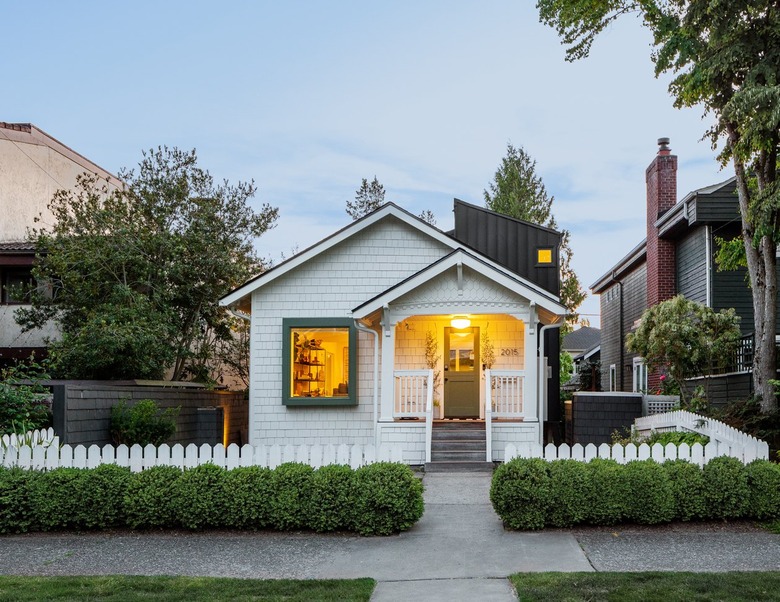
left=626, top=296, right=741, bottom=407
left=537, top=0, right=779, bottom=411
left=346, top=176, right=385, bottom=220
left=484, top=143, right=586, bottom=329
left=560, top=351, right=574, bottom=388
left=16, top=147, right=278, bottom=381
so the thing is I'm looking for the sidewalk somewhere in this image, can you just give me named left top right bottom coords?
left=0, top=472, right=777, bottom=601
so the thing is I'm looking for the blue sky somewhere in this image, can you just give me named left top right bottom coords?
left=2, top=1, right=730, bottom=326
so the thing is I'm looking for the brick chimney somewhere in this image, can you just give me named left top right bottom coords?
left=646, top=137, right=677, bottom=308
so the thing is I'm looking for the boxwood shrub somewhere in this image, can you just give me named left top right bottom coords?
left=623, top=460, right=675, bottom=525
left=546, top=459, right=591, bottom=528
left=490, top=457, right=551, bottom=530
left=703, top=456, right=749, bottom=520
left=744, top=460, right=780, bottom=520
left=222, top=465, right=274, bottom=530
left=0, top=467, right=39, bottom=534
left=661, top=459, right=706, bottom=521
left=0, top=461, right=423, bottom=536
left=585, top=459, right=630, bottom=526
left=492, top=455, right=779, bottom=530
left=308, top=464, right=357, bottom=532
left=352, top=462, right=424, bottom=536
left=172, top=463, right=231, bottom=530
left=124, top=465, right=182, bottom=529
left=29, top=464, right=131, bottom=531
left=269, top=462, right=315, bottom=531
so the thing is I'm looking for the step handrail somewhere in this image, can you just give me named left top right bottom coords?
left=485, top=368, right=492, bottom=462
left=424, top=369, right=434, bottom=464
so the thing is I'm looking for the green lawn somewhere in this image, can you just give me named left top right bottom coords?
left=511, top=572, right=780, bottom=602
left=0, top=576, right=375, bottom=602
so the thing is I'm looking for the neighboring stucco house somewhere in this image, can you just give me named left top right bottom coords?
left=221, top=200, right=567, bottom=466
left=591, top=138, right=779, bottom=400
left=0, top=122, right=117, bottom=368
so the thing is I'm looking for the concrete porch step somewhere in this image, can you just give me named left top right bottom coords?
left=431, top=440, right=486, bottom=452
left=430, top=450, right=487, bottom=462
left=431, top=429, right=486, bottom=441
left=432, top=420, right=485, bottom=430
left=425, top=461, right=494, bottom=473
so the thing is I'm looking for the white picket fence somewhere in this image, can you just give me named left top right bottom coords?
left=505, top=439, right=766, bottom=466
left=1, top=427, right=59, bottom=449
left=634, top=410, right=769, bottom=463
left=1, top=442, right=404, bottom=472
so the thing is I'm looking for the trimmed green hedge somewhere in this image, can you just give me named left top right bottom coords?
left=492, top=457, right=780, bottom=530
left=0, top=461, right=423, bottom=536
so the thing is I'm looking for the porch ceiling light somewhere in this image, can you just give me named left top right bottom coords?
left=451, top=316, right=471, bottom=329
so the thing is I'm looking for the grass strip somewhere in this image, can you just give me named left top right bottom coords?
left=511, top=572, right=780, bottom=602
left=0, top=575, right=375, bottom=602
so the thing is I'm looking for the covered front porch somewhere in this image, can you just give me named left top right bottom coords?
left=352, top=250, right=565, bottom=465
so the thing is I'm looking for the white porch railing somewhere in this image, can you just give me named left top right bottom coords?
left=394, top=370, right=432, bottom=418
left=488, top=370, right=525, bottom=418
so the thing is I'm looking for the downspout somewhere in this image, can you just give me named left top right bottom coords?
left=354, top=320, right=380, bottom=448
left=538, top=321, right=563, bottom=445
left=705, top=225, right=712, bottom=307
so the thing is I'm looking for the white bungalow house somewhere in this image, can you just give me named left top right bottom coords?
left=220, top=200, right=566, bottom=467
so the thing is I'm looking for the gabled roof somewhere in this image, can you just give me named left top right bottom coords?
left=352, top=247, right=566, bottom=318
left=590, top=176, right=739, bottom=295
left=562, top=326, right=601, bottom=353
left=0, top=122, right=116, bottom=182
left=220, top=203, right=459, bottom=307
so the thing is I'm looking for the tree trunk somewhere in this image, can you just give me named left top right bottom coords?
left=733, top=159, right=778, bottom=412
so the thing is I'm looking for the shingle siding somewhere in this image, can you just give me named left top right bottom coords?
left=676, top=227, right=708, bottom=304
left=249, top=216, right=452, bottom=447
left=599, top=264, right=647, bottom=392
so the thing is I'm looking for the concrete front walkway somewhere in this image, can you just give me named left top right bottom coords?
left=362, top=472, right=592, bottom=601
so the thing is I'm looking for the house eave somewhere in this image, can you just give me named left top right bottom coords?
left=590, top=240, right=647, bottom=293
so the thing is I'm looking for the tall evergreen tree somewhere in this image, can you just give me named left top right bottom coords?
left=484, top=143, right=585, bottom=328
left=346, top=176, right=385, bottom=220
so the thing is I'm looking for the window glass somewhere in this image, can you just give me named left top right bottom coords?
left=290, top=327, right=350, bottom=398
left=2, top=269, right=34, bottom=304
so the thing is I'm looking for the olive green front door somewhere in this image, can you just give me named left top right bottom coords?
left=443, top=327, right=480, bottom=418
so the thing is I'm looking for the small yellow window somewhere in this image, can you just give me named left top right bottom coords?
left=537, top=248, right=553, bottom=265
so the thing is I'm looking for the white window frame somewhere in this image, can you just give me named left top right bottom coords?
left=609, top=364, right=617, bottom=392
left=632, top=357, right=648, bottom=393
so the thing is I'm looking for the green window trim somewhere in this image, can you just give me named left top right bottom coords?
left=282, top=317, right=358, bottom=406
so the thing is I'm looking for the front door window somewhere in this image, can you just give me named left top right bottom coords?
left=443, top=327, right=480, bottom=418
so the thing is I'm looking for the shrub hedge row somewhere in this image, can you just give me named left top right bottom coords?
left=0, top=461, right=423, bottom=536
left=491, top=456, right=780, bottom=530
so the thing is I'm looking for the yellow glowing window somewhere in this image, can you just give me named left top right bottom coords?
left=282, top=318, right=357, bottom=406
left=537, top=248, right=553, bottom=265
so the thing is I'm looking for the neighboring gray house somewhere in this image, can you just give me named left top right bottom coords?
left=562, top=326, right=600, bottom=391
left=221, top=201, right=567, bottom=465
left=591, top=138, right=779, bottom=400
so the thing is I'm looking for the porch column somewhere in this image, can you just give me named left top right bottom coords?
left=522, top=310, right=538, bottom=423
left=379, top=308, right=396, bottom=422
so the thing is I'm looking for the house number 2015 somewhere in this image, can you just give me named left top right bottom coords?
left=500, top=348, right=519, bottom=356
